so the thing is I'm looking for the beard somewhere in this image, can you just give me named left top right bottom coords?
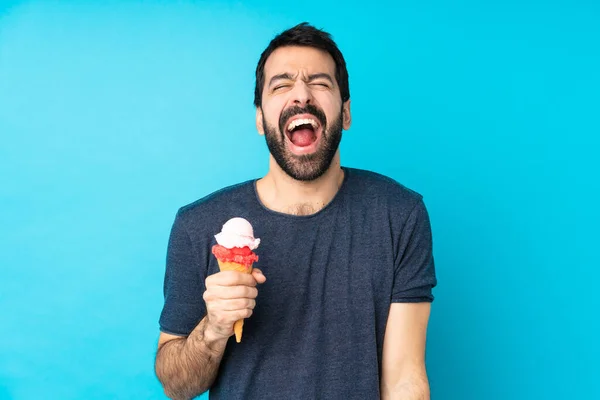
left=263, top=104, right=343, bottom=181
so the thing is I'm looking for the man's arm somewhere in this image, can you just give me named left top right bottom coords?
left=380, top=302, right=432, bottom=400
left=155, top=268, right=266, bottom=400
left=155, top=318, right=228, bottom=400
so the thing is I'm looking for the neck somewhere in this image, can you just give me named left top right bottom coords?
left=256, top=152, right=344, bottom=216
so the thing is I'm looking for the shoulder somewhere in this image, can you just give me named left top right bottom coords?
left=174, top=180, right=255, bottom=232
left=344, top=167, right=424, bottom=209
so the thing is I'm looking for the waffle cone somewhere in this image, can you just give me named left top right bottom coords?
left=217, top=259, right=253, bottom=342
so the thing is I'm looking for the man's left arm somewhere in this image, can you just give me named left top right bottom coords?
left=380, top=302, right=432, bottom=400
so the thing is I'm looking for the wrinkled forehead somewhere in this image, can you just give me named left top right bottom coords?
left=263, top=46, right=336, bottom=81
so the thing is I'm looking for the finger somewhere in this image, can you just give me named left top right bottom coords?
left=237, top=308, right=253, bottom=319
left=208, top=308, right=253, bottom=327
left=252, top=268, right=267, bottom=284
left=210, top=285, right=258, bottom=300
left=206, top=271, right=258, bottom=287
left=218, top=298, right=256, bottom=311
left=207, top=311, right=242, bottom=328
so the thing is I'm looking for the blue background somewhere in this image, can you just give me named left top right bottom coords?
left=1, top=1, right=598, bottom=399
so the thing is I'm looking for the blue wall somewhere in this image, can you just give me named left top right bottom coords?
left=1, top=1, right=598, bottom=399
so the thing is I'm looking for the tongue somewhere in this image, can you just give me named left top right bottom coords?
left=290, top=128, right=316, bottom=147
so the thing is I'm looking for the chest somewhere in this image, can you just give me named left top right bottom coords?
left=254, top=213, right=396, bottom=315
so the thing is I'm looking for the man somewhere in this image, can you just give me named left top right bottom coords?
left=155, top=22, right=437, bottom=400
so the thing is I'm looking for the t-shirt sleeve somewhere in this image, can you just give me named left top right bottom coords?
left=391, top=199, right=437, bottom=303
left=158, top=210, right=208, bottom=336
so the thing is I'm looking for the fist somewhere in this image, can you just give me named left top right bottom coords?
left=203, top=268, right=266, bottom=340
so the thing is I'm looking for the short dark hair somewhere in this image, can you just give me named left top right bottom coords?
left=253, top=22, right=350, bottom=108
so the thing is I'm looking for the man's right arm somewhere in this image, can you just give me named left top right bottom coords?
left=155, top=268, right=266, bottom=400
left=155, top=317, right=228, bottom=400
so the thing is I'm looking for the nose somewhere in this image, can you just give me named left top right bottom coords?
left=290, top=81, right=312, bottom=107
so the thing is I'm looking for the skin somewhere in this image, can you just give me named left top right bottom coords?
left=155, top=45, right=431, bottom=400
left=155, top=270, right=266, bottom=400
left=380, top=303, right=432, bottom=399
left=255, top=46, right=351, bottom=215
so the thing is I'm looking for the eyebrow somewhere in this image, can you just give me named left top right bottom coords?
left=307, top=73, right=334, bottom=84
left=268, top=72, right=334, bottom=87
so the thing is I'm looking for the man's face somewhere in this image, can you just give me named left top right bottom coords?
left=257, top=46, right=351, bottom=181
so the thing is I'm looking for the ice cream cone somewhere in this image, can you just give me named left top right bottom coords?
left=217, top=259, right=254, bottom=342
left=212, top=217, right=260, bottom=343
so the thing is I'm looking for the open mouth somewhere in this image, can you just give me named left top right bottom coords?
left=284, top=115, right=322, bottom=149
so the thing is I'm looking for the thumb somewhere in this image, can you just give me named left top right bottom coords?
left=252, top=268, right=267, bottom=284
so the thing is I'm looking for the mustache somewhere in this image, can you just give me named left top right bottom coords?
left=278, top=104, right=327, bottom=135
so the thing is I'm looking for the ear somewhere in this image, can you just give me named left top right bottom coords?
left=342, top=99, right=352, bottom=130
left=256, top=107, right=265, bottom=135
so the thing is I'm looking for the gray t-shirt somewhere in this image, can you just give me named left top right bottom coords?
left=159, top=167, right=437, bottom=399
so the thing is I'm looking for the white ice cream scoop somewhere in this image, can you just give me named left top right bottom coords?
left=214, top=217, right=261, bottom=250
